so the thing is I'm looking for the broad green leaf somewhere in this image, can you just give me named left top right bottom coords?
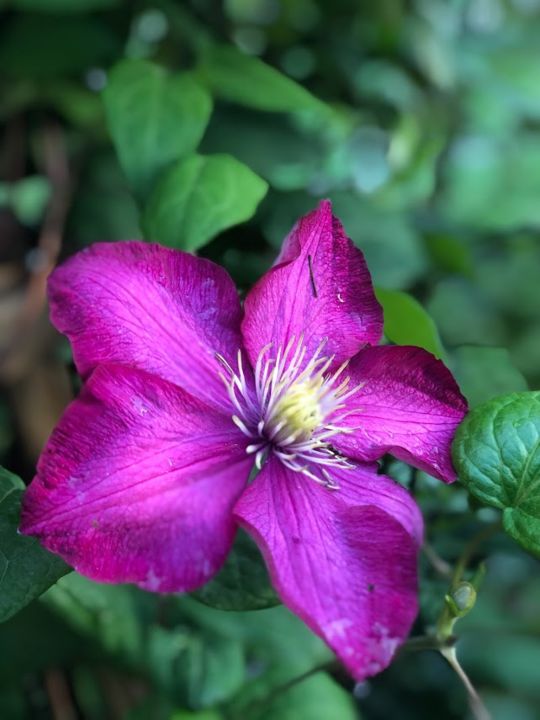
left=103, top=60, right=212, bottom=197
left=0, top=467, right=69, bottom=623
left=256, top=673, right=358, bottom=720
left=452, top=392, right=540, bottom=555
left=375, top=288, right=445, bottom=358
left=9, top=0, right=119, bottom=10
left=197, top=45, right=327, bottom=114
left=452, top=346, right=528, bottom=408
left=143, top=153, right=268, bottom=251
left=192, top=530, right=279, bottom=611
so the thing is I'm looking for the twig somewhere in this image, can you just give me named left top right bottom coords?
left=423, top=541, right=453, bottom=577
left=0, top=122, right=71, bottom=376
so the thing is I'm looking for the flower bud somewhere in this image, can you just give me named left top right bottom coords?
left=446, top=581, right=477, bottom=618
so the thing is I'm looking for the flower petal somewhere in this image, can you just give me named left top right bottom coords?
left=241, top=200, right=382, bottom=368
left=334, top=345, right=468, bottom=482
left=48, top=241, right=243, bottom=410
left=21, top=365, right=251, bottom=592
left=234, top=458, right=422, bottom=680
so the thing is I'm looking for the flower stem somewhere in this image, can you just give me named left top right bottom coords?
left=450, top=520, right=502, bottom=590
left=441, top=647, right=492, bottom=720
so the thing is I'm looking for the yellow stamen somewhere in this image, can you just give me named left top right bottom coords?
left=274, top=379, right=324, bottom=441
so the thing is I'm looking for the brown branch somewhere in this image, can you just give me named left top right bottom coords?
left=0, top=122, right=71, bottom=379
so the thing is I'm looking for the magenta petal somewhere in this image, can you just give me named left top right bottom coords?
left=21, top=365, right=251, bottom=592
left=234, top=458, right=422, bottom=680
left=334, top=345, right=468, bottom=482
left=241, top=200, right=383, bottom=368
left=48, top=241, right=243, bottom=411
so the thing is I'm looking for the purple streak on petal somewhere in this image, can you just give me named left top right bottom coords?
left=48, top=241, right=243, bottom=411
left=241, top=200, right=383, bottom=368
left=235, top=458, right=421, bottom=681
left=21, top=365, right=251, bottom=592
left=334, top=345, right=468, bottom=482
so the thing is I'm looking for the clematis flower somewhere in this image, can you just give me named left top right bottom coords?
left=21, top=200, right=467, bottom=680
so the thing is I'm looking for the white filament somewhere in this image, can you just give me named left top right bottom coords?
left=217, top=337, right=362, bottom=489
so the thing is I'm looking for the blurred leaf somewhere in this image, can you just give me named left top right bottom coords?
left=453, top=392, right=540, bottom=555
left=375, top=288, right=445, bottom=358
left=0, top=15, right=120, bottom=79
left=441, top=133, right=540, bottom=230
left=452, top=346, right=528, bottom=408
left=68, top=151, right=141, bottom=246
left=180, top=600, right=332, bottom=710
left=264, top=192, right=426, bottom=289
left=197, top=45, right=327, bottom=114
left=103, top=60, right=212, bottom=197
left=143, top=153, right=268, bottom=251
left=171, top=712, right=222, bottom=720
left=424, top=233, right=472, bottom=276
left=427, top=279, right=506, bottom=348
left=148, top=626, right=244, bottom=709
left=255, top=673, right=357, bottom=720
left=9, top=0, right=119, bottom=10
left=43, top=573, right=143, bottom=659
left=47, top=82, right=104, bottom=130
left=192, top=530, right=278, bottom=611
left=178, top=634, right=244, bottom=709
left=0, top=467, right=69, bottom=623
left=331, top=193, right=427, bottom=289
left=476, top=239, right=540, bottom=321
left=201, top=109, right=327, bottom=192
left=0, top=176, right=51, bottom=226
left=0, top=602, right=90, bottom=680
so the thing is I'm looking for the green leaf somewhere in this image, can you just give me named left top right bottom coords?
left=143, top=153, right=268, bottom=251
left=452, top=392, right=540, bottom=555
left=375, top=288, right=445, bottom=358
left=103, top=60, right=212, bottom=197
left=256, top=673, right=358, bottom=720
left=197, top=45, right=327, bottom=114
left=452, top=346, right=528, bottom=408
left=192, top=529, right=279, bottom=611
left=0, top=467, right=69, bottom=623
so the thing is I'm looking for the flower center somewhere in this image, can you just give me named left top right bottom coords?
left=273, top=379, right=323, bottom=441
left=217, top=337, right=362, bottom=489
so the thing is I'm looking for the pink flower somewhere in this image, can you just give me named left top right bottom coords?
left=21, top=200, right=467, bottom=680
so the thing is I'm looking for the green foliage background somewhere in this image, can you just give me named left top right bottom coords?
left=0, top=0, right=539, bottom=718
